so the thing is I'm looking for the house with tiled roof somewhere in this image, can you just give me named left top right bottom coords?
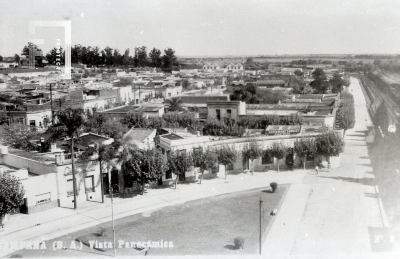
left=203, top=63, right=220, bottom=70
left=122, top=128, right=157, bottom=150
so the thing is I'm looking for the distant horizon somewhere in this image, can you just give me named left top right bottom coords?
left=2, top=53, right=399, bottom=60
left=1, top=0, right=400, bottom=57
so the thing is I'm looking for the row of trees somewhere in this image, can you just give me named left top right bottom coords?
left=18, top=42, right=179, bottom=70
left=336, top=92, right=355, bottom=131
left=241, top=130, right=345, bottom=173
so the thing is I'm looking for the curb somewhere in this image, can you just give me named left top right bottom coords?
left=374, top=185, right=389, bottom=228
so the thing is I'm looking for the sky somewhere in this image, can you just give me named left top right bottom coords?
left=1, top=0, right=400, bottom=57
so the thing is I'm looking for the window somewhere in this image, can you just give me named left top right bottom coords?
left=168, top=93, right=171, bottom=97
left=227, top=109, right=232, bottom=117
left=178, top=149, right=186, bottom=156
left=262, top=153, right=273, bottom=164
left=85, top=175, right=95, bottom=193
left=29, top=120, right=36, bottom=126
left=36, top=193, right=51, bottom=205
left=216, top=109, right=221, bottom=120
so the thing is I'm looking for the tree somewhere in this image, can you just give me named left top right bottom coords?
left=270, top=142, right=288, bottom=172
left=21, top=42, right=42, bottom=58
left=122, top=111, right=148, bottom=128
left=242, top=141, right=263, bottom=174
left=329, top=73, right=347, bottom=93
left=100, top=119, right=129, bottom=140
left=374, top=59, right=382, bottom=68
left=123, top=148, right=168, bottom=194
left=162, top=48, right=177, bottom=69
left=310, top=68, right=329, bottom=94
left=45, top=47, right=64, bottom=65
left=0, top=174, right=25, bottom=226
left=336, top=92, right=355, bottom=131
left=167, top=150, right=193, bottom=189
left=14, top=54, right=20, bottom=64
left=165, top=97, right=182, bottom=112
left=0, top=124, right=40, bottom=151
left=315, top=130, right=345, bottom=162
left=149, top=48, right=162, bottom=67
left=49, top=108, right=86, bottom=209
left=134, top=46, right=147, bottom=67
left=288, top=77, right=306, bottom=94
left=122, top=48, right=131, bottom=66
left=294, top=138, right=316, bottom=170
left=216, top=145, right=237, bottom=179
left=294, top=70, right=304, bottom=77
left=192, top=147, right=218, bottom=184
left=181, top=79, right=190, bottom=89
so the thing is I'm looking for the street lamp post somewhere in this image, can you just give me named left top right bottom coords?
left=110, top=184, right=119, bottom=257
left=259, top=197, right=263, bottom=255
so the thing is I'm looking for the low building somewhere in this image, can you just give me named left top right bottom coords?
left=256, top=80, right=285, bottom=88
left=122, top=128, right=157, bottom=150
left=203, top=63, right=220, bottom=70
left=0, top=145, right=104, bottom=214
left=98, top=104, right=164, bottom=121
left=207, top=101, right=246, bottom=121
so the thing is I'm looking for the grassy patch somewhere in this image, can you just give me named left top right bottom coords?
left=15, top=185, right=289, bottom=257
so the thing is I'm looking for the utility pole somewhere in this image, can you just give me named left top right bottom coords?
left=50, top=83, right=54, bottom=124
left=259, top=197, right=263, bottom=255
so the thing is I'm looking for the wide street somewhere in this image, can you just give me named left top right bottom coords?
left=264, top=77, right=394, bottom=258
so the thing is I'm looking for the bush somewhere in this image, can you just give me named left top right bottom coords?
left=270, top=182, right=278, bottom=193
left=234, top=237, right=245, bottom=249
left=94, top=227, right=106, bottom=237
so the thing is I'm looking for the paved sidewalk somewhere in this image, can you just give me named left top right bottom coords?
left=262, top=184, right=311, bottom=256
left=0, top=169, right=305, bottom=257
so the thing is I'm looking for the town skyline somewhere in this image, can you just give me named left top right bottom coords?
left=1, top=0, right=400, bottom=57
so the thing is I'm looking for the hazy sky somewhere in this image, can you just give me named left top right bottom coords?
left=1, top=0, right=400, bottom=57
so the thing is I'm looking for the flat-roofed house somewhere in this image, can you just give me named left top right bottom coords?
left=207, top=101, right=246, bottom=121
left=256, top=80, right=286, bottom=88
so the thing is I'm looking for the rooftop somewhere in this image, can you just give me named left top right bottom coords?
left=123, top=128, right=156, bottom=143
left=256, top=80, right=286, bottom=85
left=160, top=133, right=184, bottom=141
left=8, top=148, right=56, bottom=164
left=76, top=133, right=112, bottom=147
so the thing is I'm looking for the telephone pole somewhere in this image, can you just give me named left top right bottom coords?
left=259, top=197, right=263, bottom=255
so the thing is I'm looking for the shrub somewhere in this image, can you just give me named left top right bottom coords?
left=234, top=237, right=245, bottom=249
left=94, top=227, right=106, bottom=237
left=270, top=182, right=278, bottom=193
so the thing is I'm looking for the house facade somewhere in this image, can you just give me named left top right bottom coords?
left=207, top=101, right=246, bottom=121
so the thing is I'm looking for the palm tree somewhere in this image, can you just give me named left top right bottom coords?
left=165, top=97, right=182, bottom=112
left=48, top=108, right=85, bottom=210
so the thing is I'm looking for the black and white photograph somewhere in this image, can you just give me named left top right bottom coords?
left=0, top=0, right=400, bottom=258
